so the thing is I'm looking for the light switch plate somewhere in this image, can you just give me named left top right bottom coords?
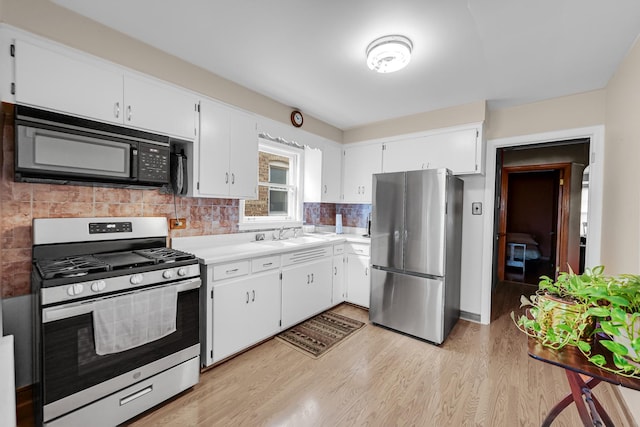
left=472, top=202, right=482, bottom=215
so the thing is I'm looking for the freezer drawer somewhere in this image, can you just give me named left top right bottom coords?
left=369, top=268, right=445, bottom=344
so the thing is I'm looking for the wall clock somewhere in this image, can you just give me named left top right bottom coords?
left=290, top=110, right=303, bottom=127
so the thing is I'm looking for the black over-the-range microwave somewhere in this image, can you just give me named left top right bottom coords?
left=14, top=105, right=189, bottom=189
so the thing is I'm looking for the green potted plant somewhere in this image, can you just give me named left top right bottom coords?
left=580, top=274, right=640, bottom=377
left=512, top=266, right=606, bottom=350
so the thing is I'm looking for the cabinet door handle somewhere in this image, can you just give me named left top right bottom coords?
left=225, top=172, right=229, bottom=184
left=231, top=173, right=235, bottom=184
left=365, top=267, right=369, bottom=276
left=252, top=290, right=255, bottom=302
left=334, top=266, right=337, bottom=275
left=246, top=291, right=249, bottom=304
left=114, top=102, right=120, bottom=119
left=324, top=184, right=327, bottom=194
left=311, top=273, right=314, bottom=283
left=127, top=105, right=132, bottom=121
left=307, top=274, right=310, bottom=284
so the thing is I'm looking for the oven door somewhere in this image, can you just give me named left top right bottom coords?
left=39, top=278, right=200, bottom=423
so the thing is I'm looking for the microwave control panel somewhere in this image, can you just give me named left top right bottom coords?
left=138, top=143, right=170, bottom=183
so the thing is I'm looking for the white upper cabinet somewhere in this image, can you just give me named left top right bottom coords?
left=12, top=38, right=198, bottom=140
left=320, top=141, right=342, bottom=203
left=197, top=98, right=258, bottom=199
left=123, top=75, right=198, bottom=140
left=342, top=143, right=383, bottom=203
left=303, top=146, right=323, bottom=203
left=303, top=140, right=342, bottom=204
left=382, top=125, right=483, bottom=175
left=229, top=109, right=259, bottom=198
left=14, top=39, right=123, bottom=125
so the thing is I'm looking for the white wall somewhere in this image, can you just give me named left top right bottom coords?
left=459, top=175, right=486, bottom=319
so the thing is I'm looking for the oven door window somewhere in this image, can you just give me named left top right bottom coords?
left=41, top=288, right=198, bottom=405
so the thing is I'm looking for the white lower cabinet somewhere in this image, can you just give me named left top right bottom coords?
left=211, top=269, right=281, bottom=364
left=332, top=244, right=345, bottom=305
left=281, top=257, right=333, bottom=329
left=346, top=243, right=371, bottom=308
left=202, top=240, right=369, bottom=366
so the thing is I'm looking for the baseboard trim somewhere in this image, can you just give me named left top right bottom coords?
left=460, top=310, right=481, bottom=323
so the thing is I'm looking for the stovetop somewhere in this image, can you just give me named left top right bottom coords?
left=36, top=247, right=196, bottom=280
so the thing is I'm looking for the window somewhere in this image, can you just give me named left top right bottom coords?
left=240, top=139, right=303, bottom=229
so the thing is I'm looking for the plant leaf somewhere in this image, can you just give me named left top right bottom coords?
left=590, top=354, right=606, bottom=366
left=519, top=295, right=533, bottom=308
left=600, top=322, right=621, bottom=337
left=586, top=306, right=610, bottom=317
left=605, top=296, right=631, bottom=307
left=612, top=353, right=633, bottom=371
left=611, top=307, right=629, bottom=323
left=578, top=341, right=591, bottom=352
left=601, top=340, right=629, bottom=356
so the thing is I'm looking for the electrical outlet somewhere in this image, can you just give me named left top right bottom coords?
left=472, top=202, right=482, bottom=215
left=255, top=233, right=266, bottom=241
left=169, top=218, right=187, bottom=229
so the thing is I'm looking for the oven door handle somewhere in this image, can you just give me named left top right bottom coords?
left=42, top=278, right=201, bottom=323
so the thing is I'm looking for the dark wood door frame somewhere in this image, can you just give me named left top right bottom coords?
left=497, top=163, right=572, bottom=281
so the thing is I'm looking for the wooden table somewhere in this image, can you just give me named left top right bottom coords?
left=528, top=337, right=640, bottom=426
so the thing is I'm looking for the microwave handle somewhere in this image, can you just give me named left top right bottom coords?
left=131, top=147, right=139, bottom=179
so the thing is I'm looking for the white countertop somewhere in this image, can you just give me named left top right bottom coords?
left=173, top=232, right=370, bottom=265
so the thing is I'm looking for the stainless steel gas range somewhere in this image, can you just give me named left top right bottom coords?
left=31, top=217, right=201, bottom=427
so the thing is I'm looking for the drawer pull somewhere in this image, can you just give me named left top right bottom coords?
left=120, top=385, right=152, bottom=406
left=263, top=262, right=272, bottom=267
left=226, top=268, right=239, bottom=274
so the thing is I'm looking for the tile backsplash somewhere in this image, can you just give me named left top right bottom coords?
left=0, top=105, right=239, bottom=298
left=1, top=104, right=372, bottom=299
left=304, top=203, right=371, bottom=228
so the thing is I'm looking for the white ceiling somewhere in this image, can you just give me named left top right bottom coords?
left=52, top=0, right=640, bottom=130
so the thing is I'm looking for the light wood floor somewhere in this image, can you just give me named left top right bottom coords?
left=126, top=282, right=634, bottom=426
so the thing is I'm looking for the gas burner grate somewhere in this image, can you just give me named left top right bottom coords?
left=36, top=255, right=110, bottom=279
left=134, top=247, right=196, bottom=263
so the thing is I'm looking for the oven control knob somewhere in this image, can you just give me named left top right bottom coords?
left=162, top=270, right=173, bottom=279
left=67, top=283, right=84, bottom=296
left=177, top=268, right=187, bottom=277
left=130, top=274, right=144, bottom=285
left=91, top=280, right=107, bottom=292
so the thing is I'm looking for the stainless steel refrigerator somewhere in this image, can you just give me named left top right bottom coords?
left=369, top=168, right=463, bottom=344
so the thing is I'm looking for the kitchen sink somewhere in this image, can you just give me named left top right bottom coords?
left=286, top=236, right=326, bottom=244
left=256, top=235, right=326, bottom=248
left=257, top=240, right=299, bottom=248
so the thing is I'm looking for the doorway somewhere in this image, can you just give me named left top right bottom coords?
left=493, top=140, right=589, bottom=287
left=497, top=165, right=569, bottom=284
left=480, top=127, right=604, bottom=325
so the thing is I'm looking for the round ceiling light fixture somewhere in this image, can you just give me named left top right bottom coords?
left=366, top=35, right=413, bottom=73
